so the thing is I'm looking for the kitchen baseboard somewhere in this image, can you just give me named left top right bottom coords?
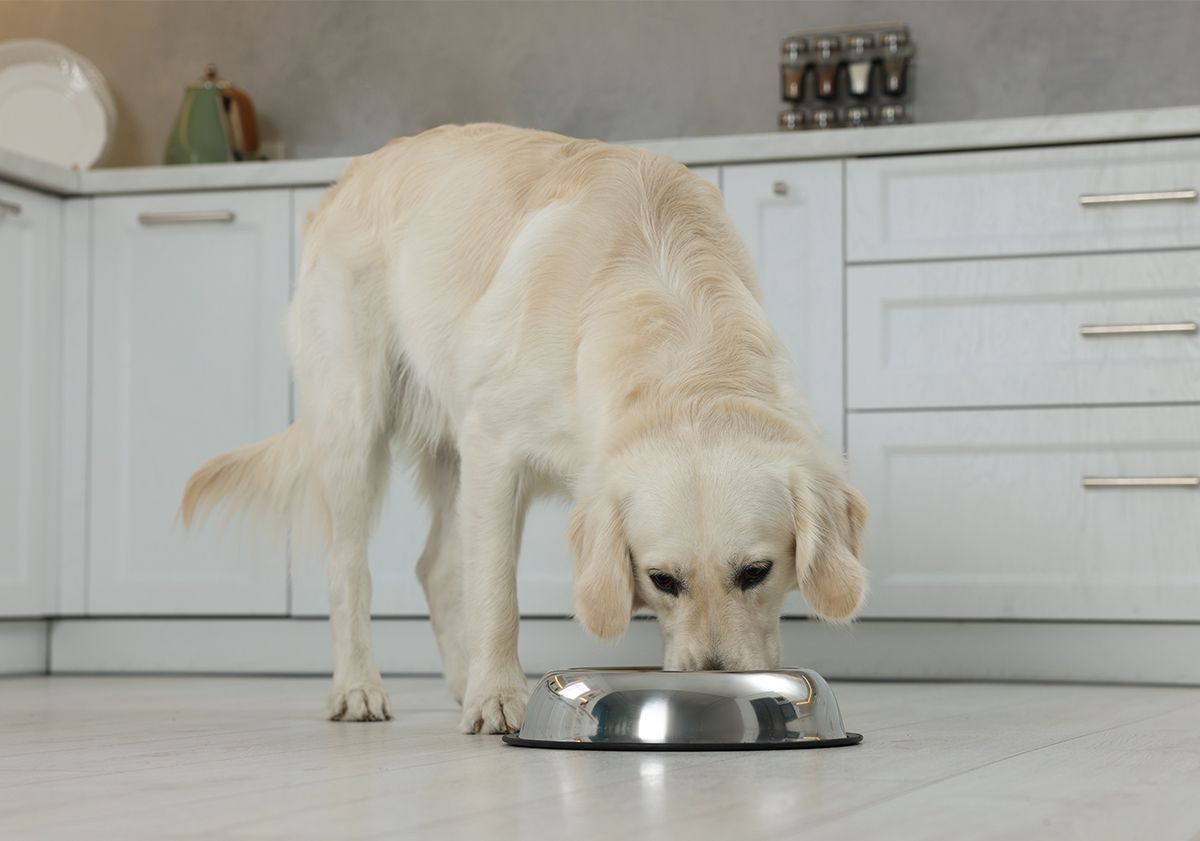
left=0, top=620, right=49, bottom=674
left=47, top=618, right=1200, bottom=685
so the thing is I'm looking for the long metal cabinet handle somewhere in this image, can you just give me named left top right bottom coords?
left=1079, top=322, right=1197, bottom=337
left=1079, top=189, right=1198, bottom=206
left=1081, top=476, right=1200, bottom=488
left=137, top=210, right=237, bottom=225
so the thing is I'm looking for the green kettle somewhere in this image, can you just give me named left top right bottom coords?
left=164, top=64, right=260, bottom=165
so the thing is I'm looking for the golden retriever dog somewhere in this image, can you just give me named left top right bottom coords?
left=181, top=124, right=867, bottom=734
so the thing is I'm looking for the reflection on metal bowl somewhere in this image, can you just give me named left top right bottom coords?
left=503, top=667, right=862, bottom=751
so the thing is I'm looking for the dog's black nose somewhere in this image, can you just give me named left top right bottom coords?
left=700, top=656, right=726, bottom=671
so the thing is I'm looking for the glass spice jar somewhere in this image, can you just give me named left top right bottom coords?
left=779, top=36, right=810, bottom=102
left=845, top=33, right=875, bottom=98
left=813, top=35, right=842, bottom=100
left=880, top=29, right=912, bottom=97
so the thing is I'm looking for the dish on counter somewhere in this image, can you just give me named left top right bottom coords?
left=0, top=39, right=116, bottom=169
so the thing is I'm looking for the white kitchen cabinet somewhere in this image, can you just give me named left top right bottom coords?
left=292, top=469, right=575, bottom=616
left=289, top=186, right=430, bottom=616
left=722, top=162, right=844, bottom=454
left=850, top=406, right=1200, bottom=621
left=87, top=191, right=291, bottom=614
left=56, top=200, right=92, bottom=614
left=846, top=138, right=1200, bottom=262
left=691, top=166, right=720, bottom=189
left=288, top=188, right=576, bottom=617
left=0, top=182, right=61, bottom=616
left=847, top=250, right=1200, bottom=409
left=722, top=163, right=846, bottom=618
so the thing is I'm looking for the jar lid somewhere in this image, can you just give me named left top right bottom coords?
left=813, top=35, right=842, bottom=54
left=809, top=107, right=840, bottom=128
left=844, top=105, right=874, bottom=126
left=846, top=33, right=875, bottom=52
left=780, top=36, right=810, bottom=57
left=778, top=109, right=808, bottom=130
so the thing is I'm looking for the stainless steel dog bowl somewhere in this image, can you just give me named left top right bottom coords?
left=503, top=667, right=861, bottom=751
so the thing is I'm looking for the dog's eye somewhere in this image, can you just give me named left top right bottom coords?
left=736, top=561, right=773, bottom=591
left=649, top=571, right=682, bottom=596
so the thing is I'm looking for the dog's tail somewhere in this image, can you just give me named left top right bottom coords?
left=180, top=422, right=322, bottom=537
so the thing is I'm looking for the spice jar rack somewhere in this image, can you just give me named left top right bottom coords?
left=779, top=23, right=914, bottom=130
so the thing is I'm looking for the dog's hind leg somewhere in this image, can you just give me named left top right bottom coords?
left=291, top=253, right=395, bottom=722
left=317, top=422, right=392, bottom=722
left=415, top=447, right=469, bottom=705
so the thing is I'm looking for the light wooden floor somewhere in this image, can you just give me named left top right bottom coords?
left=2, top=676, right=1200, bottom=840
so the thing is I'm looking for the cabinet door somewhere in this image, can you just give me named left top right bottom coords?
left=288, top=187, right=430, bottom=616
left=88, top=192, right=291, bottom=614
left=287, top=188, right=580, bottom=617
left=722, top=162, right=844, bottom=454
left=691, top=166, right=720, bottom=189
left=513, top=167, right=730, bottom=614
left=0, top=183, right=61, bottom=616
left=723, top=163, right=846, bottom=618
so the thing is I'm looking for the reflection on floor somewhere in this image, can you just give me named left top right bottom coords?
left=3, top=676, right=1200, bottom=840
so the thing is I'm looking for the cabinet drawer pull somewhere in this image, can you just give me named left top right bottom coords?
left=1082, top=476, right=1200, bottom=488
left=772, top=180, right=789, bottom=197
left=137, top=210, right=236, bottom=225
left=1079, top=189, right=1198, bottom=206
left=1079, top=321, right=1197, bottom=337
left=0, top=198, right=21, bottom=216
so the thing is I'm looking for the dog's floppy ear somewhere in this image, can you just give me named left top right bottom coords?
left=569, top=492, right=636, bottom=640
left=791, top=465, right=868, bottom=622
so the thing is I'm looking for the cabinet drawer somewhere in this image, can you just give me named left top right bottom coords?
left=850, top=407, right=1200, bottom=620
left=847, top=138, right=1200, bottom=261
left=847, top=251, right=1200, bottom=409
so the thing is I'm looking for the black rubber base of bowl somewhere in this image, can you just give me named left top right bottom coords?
left=502, top=732, right=863, bottom=751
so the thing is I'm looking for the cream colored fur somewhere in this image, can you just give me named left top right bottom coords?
left=181, top=123, right=867, bottom=733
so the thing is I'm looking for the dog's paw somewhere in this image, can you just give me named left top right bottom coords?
left=459, top=677, right=529, bottom=734
left=328, top=681, right=392, bottom=722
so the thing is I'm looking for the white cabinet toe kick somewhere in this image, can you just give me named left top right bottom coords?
left=41, top=618, right=1200, bottom=685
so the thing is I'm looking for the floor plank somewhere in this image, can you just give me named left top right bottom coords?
left=1, top=676, right=1197, bottom=840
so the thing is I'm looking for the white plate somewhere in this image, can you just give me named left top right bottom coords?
left=0, top=39, right=115, bottom=169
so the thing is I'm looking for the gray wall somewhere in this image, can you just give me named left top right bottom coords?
left=3, top=0, right=1199, bottom=167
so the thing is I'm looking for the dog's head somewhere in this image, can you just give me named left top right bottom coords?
left=569, top=423, right=866, bottom=670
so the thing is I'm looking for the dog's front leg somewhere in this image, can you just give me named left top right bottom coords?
left=456, top=434, right=529, bottom=734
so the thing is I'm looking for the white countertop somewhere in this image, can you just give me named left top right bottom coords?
left=6, top=105, right=1200, bottom=197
